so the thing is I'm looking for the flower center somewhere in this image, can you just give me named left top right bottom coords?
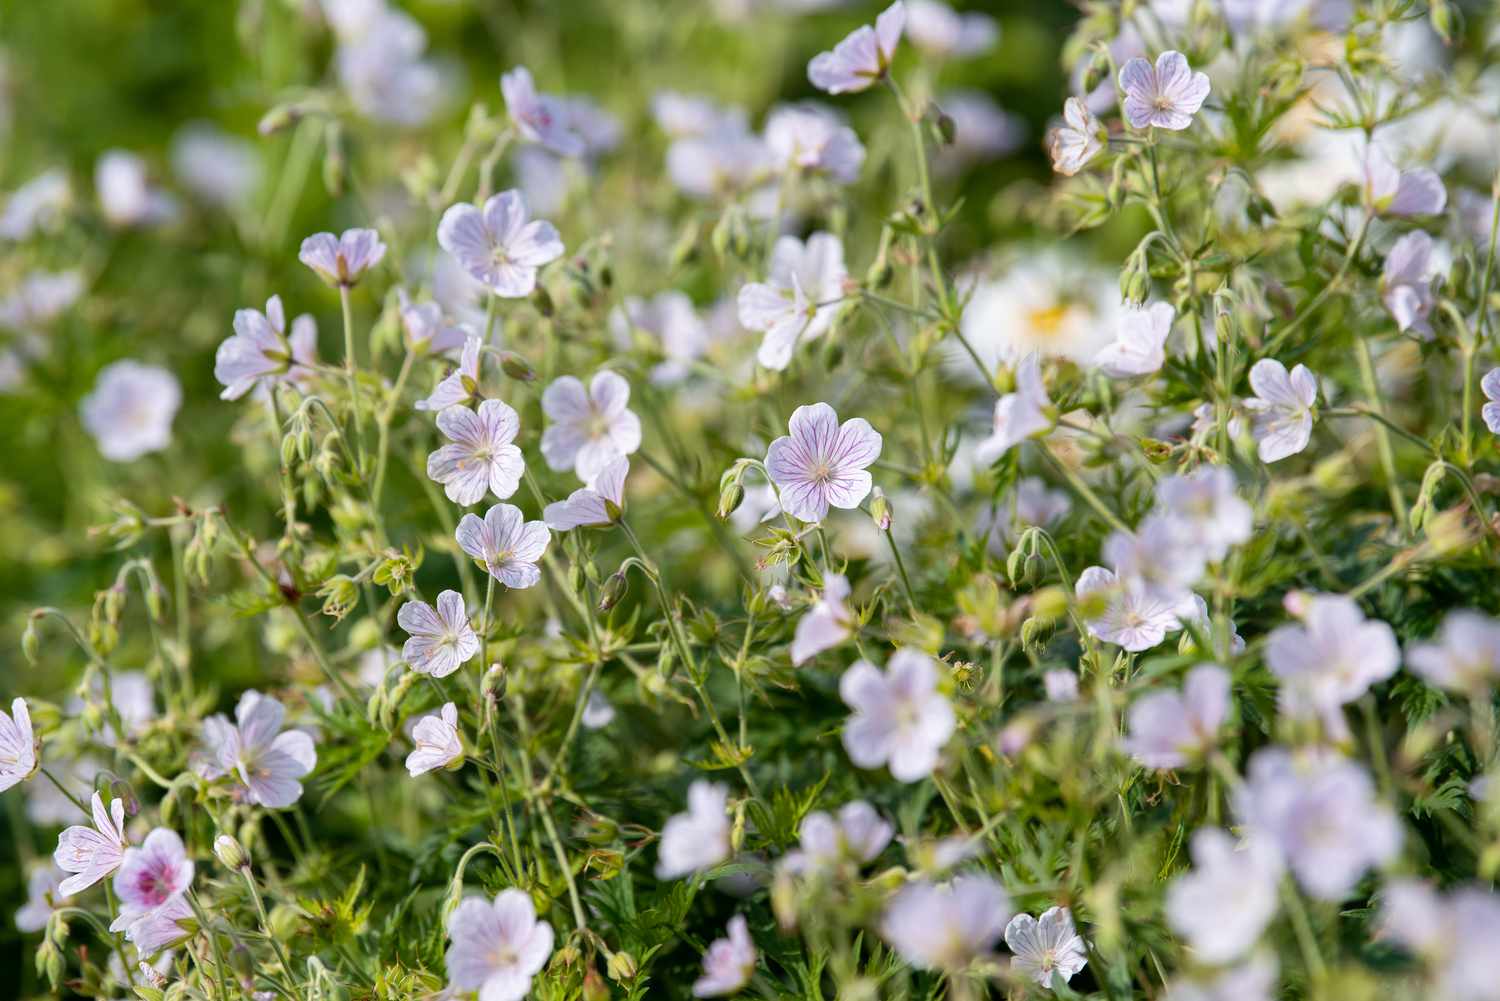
left=1026, top=305, right=1069, bottom=337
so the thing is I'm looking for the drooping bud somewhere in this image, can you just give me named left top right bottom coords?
left=499, top=351, right=537, bottom=382
left=598, top=571, right=629, bottom=613
left=869, top=487, right=892, bottom=531
left=214, top=833, right=250, bottom=871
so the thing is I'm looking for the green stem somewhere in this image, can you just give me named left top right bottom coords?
left=339, top=284, right=369, bottom=477
left=1353, top=336, right=1407, bottom=526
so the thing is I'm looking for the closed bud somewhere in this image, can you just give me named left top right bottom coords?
left=935, top=112, right=956, bottom=147
left=532, top=285, right=555, bottom=318
left=772, top=867, right=799, bottom=931
left=281, top=432, right=298, bottom=467
left=869, top=487, right=892, bottom=531
left=257, top=103, right=301, bottom=136
left=606, top=950, right=638, bottom=981
left=1083, top=47, right=1110, bottom=94
left=21, top=616, right=39, bottom=664
left=598, top=570, right=629, bottom=612
left=1430, top=0, right=1455, bottom=43
left=110, top=778, right=140, bottom=817
left=582, top=968, right=610, bottom=1001
left=482, top=663, right=506, bottom=701
left=214, top=833, right=250, bottom=871
left=499, top=351, right=537, bottom=382
left=717, top=480, right=744, bottom=520
left=669, top=220, right=700, bottom=271
left=37, top=939, right=63, bottom=990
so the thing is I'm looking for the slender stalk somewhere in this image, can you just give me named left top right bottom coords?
left=1038, top=442, right=1131, bottom=534
left=1265, top=214, right=1369, bottom=355
left=1353, top=335, right=1407, bottom=526
left=339, top=284, right=369, bottom=476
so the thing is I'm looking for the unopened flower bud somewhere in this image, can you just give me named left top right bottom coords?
left=532, top=285, right=555, bottom=318
left=214, top=833, right=250, bottom=871
left=499, top=351, right=537, bottom=382
left=257, top=103, right=301, bottom=136
left=482, top=663, right=506, bottom=701
left=606, top=950, right=638, bottom=981
left=598, top=571, right=629, bottom=613
left=21, top=616, right=40, bottom=664
left=717, top=480, right=744, bottom=520
left=1083, top=47, right=1110, bottom=94
left=582, top=967, right=610, bottom=1001
left=869, top=487, right=892, bottom=531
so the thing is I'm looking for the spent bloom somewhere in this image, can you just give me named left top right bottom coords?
left=1362, top=144, right=1446, bottom=217
left=398, top=590, right=479, bottom=678
left=1406, top=610, right=1500, bottom=697
left=80, top=361, right=182, bottom=462
left=975, top=354, right=1053, bottom=463
left=808, top=1, right=906, bottom=95
left=456, top=503, right=551, bottom=589
left=1096, top=301, right=1174, bottom=378
left=840, top=649, right=955, bottom=782
left=1004, top=906, right=1088, bottom=989
left=765, top=402, right=882, bottom=523
left=1165, top=828, right=1282, bottom=964
left=0, top=697, right=39, bottom=792
left=692, top=915, right=757, bottom=997
left=502, top=66, right=587, bottom=157
left=298, top=228, right=386, bottom=287
left=406, top=703, right=463, bottom=776
left=790, top=572, right=854, bottom=665
left=416, top=334, right=482, bottom=412
left=657, top=780, right=731, bottom=879
left=1381, top=230, right=1436, bottom=337
left=1266, top=594, right=1398, bottom=735
left=438, top=189, right=564, bottom=298
left=445, top=889, right=555, bottom=1001
left=544, top=456, right=628, bottom=530
left=904, top=0, right=997, bottom=58
left=880, top=875, right=1011, bottom=972
left=781, top=800, right=893, bottom=876
left=427, top=399, right=525, bottom=505
left=54, top=792, right=128, bottom=896
left=1153, top=466, right=1253, bottom=562
left=1076, top=565, right=1185, bottom=652
left=540, top=370, right=642, bottom=481
left=737, top=232, right=848, bottom=370
left=1049, top=97, right=1105, bottom=176
left=111, top=828, right=194, bottom=934
left=1119, top=51, right=1210, bottom=131
left=1123, top=664, right=1231, bottom=769
left=195, top=692, right=318, bottom=809
left=1243, top=358, right=1318, bottom=462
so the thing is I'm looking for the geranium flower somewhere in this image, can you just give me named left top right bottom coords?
left=1044, top=670, right=1079, bottom=703
left=763, top=104, right=865, bottom=184
left=765, top=402, right=882, bottom=523
left=1484, top=368, right=1500, bottom=434
left=1362, top=144, right=1446, bottom=217
left=214, top=295, right=303, bottom=401
left=1122, top=664, right=1231, bottom=769
left=1103, top=515, right=1207, bottom=603
left=111, top=829, right=194, bottom=933
left=540, top=371, right=642, bottom=481
left=1407, top=610, right=1500, bottom=697
left=975, top=354, right=1053, bottom=463
left=445, top=889, right=555, bottom=1001
left=1120, top=51, right=1210, bottom=130
left=904, top=0, right=997, bottom=58
left=840, top=649, right=955, bottom=782
left=1164, top=957, right=1278, bottom=1001
left=790, top=572, right=854, bottom=665
left=406, top=703, right=463, bottom=776
left=1266, top=594, right=1398, bottom=737
left=0, top=697, right=39, bottom=792
left=398, top=590, right=480, bottom=678
left=298, top=228, right=386, bottom=287
left=1166, top=828, right=1282, bottom=963
left=397, top=289, right=469, bottom=357
left=692, top=915, right=757, bottom=997
left=1005, top=906, right=1088, bottom=988
left=1096, top=301, right=1173, bottom=377
left=0, top=168, right=71, bottom=241
left=194, top=692, right=317, bottom=809
left=122, top=893, right=194, bottom=957
left=416, top=334, right=483, bottom=412
left=737, top=232, right=848, bottom=370
left=1380, top=880, right=1500, bottom=1000
left=1049, top=97, right=1105, bottom=176
left=880, top=875, right=1011, bottom=972
left=1153, top=466, right=1252, bottom=562
left=501, top=66, right=587, bottom=157
left=437, top=190, right=564, bottom=298
left=808, top=2, right=906, bottom=95
left=781, top=800, right=893, bottom=875
left=1075, top=565, right=1185, bottom=652
left=427, top=399, right=525, bottom=505
left=456, top=503, right=551, bottom=588
left=1381, top=230, right=1435, bottom=337
left=657, top=780, right=731, bottom=879
left=611, top=291, right=709, bottom=384
left=1243, top=358, right=1318, bottom=462
left=96, top=150, right=177, bottom=227
left=15, top=866, right=68, bottom=932
left=581, top=690, right=615, bottom=730
left=80, top=361, right=182, bottom=462
left=54, top=792, right=128, bottom=895
left=544, top=456, right=628, bottom=530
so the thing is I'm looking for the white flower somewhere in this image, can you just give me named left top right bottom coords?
left=0, top=168, right=72, bottom=240
left=54, top=792, right=128, bottom=896
left=397, top=290, right=469, bottom=357
left=652, top=91, right=748, bottom=139
left=1076, top=565, right=1185, bottom=652
left=426, top=400, right=525, bottom=505
left=1104, top=515, right=1208, bottom=603
left=1123, top=664, right=1230, bottom=769
left=501, top=66, right=587, bottom=158
left=1153, top=466, right=1252, bottom=562
left=1266, top=594, right=1398, bottom=736
left=765, top=402, right=882, bottom=523
left=1381, top=230, right=1435, bottom=337
left=737, top=232, right=848, bottom=370
left=1165, top=828, right=1282, bottom=964
left=581, top=690, right=615, bottom=730
left=657, top=780, right=731, bottom=879
left=111, top=829, right=194, bottom=934
left=1164, top=956, right=1279, bottom=1001
left=398, top=590, right=479, bottom=678
left=437, top=190, right=564, bottom=298
left=1119, top=51, right=1210, bottom=131
left=1362, top=144, right=1446, bottom=217
left=416, top=334, right=483, bottom=412
left=1005, top=906, right=1088, bottom=989
left=840, top=649, right=955, bottom=782
left=975, top=354, right=1053, bottom=463
left=330, top=3, right=443, bottom=126
left=298, top=228, right=386, bottom=287
left=985, top=477, right=1071, bottom=550
left=406, top=703, right=463, bottom=776
left=1243, top=358, right=1317, bottom=462
left=445, top=889, right=554, bottom=1001
left=1406, top=610, right=1500, bottom=697
left=0, top=697, right=40, bottom=792
left=880, top=875, right=1011, bottom=972
left=96, top=150, right=176, bottom=227
left=544, top=456, right=628, bottom=530
left=1096, top=301, right=1173, bottom=377
left=194, top=692, right=317, bottom=808
left=1049, top=97, right=1105, bottom=176
left=612, top=291, right=710, bottom=384
left=667, top=131, right=775, bottom=200
left=457, top=504, right=551, bottom=589
left=1380, top=880, right=1500, bottom=1000
left=540, top=371, right=642, bottom=481
left=171, top=124, right=260, bottom=208
left=791, top=572, right=854, bottom=665
left=1483, top=368, right=1500, bottom=435
left=781, top=800, right=893, bottom=875
left=1183, top=595, right=1247, bottom=656
left=904, top=0, right=997, bottom=58
left=0, top=269, right=84, bottom=332
left=763, top=104, right=865, bottom=184
left=954, top=254, right=1116, bottom=374
left=1044, top=670, right=1079, bottom=703
left=808, top=1, right=906, bottom=95
left=15, top=866, right=68, bottom=932
left=936, top=90, right=1023, bottom=171
left=693, top=915, right=757, bottom=997
left=80, top=361, right=182, bottom=462
left=214, top=295, right=308, bottom=401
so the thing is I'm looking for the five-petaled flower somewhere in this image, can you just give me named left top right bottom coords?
left=975, top=353, right=1053, bottom=463
left=840, top=649, right=955, bottom=782
left=195, top=691, right=318, bottom=809
left=427, top=399, right=525, bottom=505
left=1050, top=97, right=1105, bottom=175
left=0, top=697, right=39, bottom=792
left=657, top=780, right=731, bottom=879
left=406, top=702, right=464, bottom=776
left=445, top=888, right=555, bottom=1001
left=809, top=2, right=907, bottom=95
left=737, top=232, right=848, bottom=371
left=438, top=189, right=564, bottom=298
left=693, top=915, right=757, bottom=997
left=298, top=228, right=386, bottom=287
left=765, top=402, right=883, bottom=523
left=1119, top=51, right=1210, bottom=131
left=457, top=503, right=551, bottom=588
left=54, top=791, right=128, bottom=896
left=398, top=590, right=480, bottom=678
left=1243, top=358, right=1318, bottom=463
left=1005, top=906, right=1089, bottom=988
left=540, top=371, right=642, bottom=481
left=111, top=828, right=194, bottom=935
left=544, top=455, right=628, bottom=530
left=502, top=66, right=587, bottom=157
left=416, top=334, right=483, bottom=412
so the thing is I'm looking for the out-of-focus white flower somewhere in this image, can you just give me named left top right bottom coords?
left=1104, top=515, right=1207, bottom=603
left=0, top=698, right=38, bottom=793
left=1166, top=828, right=1282, bottom=964
left=1243, top=358, right=1317, bottom=462
left=667, top=130, right=774, bottom=200
left=1096, top=301, right=1173, bottom=377
left=544, top=456, right=628, bottom=530
left=1457, top=187, right=1500, bottom=248
left=1362, top=144, right=1446, bottom=217
left=1381, top=230, right=1435, bottom=337
left=1406, top=610, right=1500, bottom=697
left=657, top=780, right=731, bottom=878
left=1154, top=466, right=1253, bottom=562
left=1164, top=955, right=1279, bottom=1001
left=194, top=692, right=317, bottom=809
left=456, top=504, right=551, bottom=589
left=1043, top=670, right=1079, bottom=703
left=790, top=573, right=855, bottom=666
left=445, top=889, right=554, bottom=1001
left=1049, top=97, right=1106, bottom=176
left=1266, top=594, right=1398, bottom=735
left=612, top=291, right=709, bottom=384
left=1380, top=879, right=1500, bottom=1000
left=808, top=1, right=906, bottom=95
left=692, top=915, right=757, bottom=997
left=581, top=690, right=615, bottom=730
left=936, top=90, right=1023, bottom=171
left=0, top=168, right=72, bottom=240
left=0, top=269, right=84, bottom=332
left=502, top=66, right=587, bottom=158
left=66, top=670, right=157, bottom=747
left=298, top=228, right=386, bottom=287
left=438, top=190, right=564, bottom=298
left=398, top=590, right=479, bottom=678
left=840, top=649, right=954, bottom=782
left=765, top=402, right=882, bottom=523
left=416, top=335, right=482, bottom=412
left=880, top=875, right=1011, bottom=971
left=1483, top=368, right=1500, bottom=435
left=764, top=103, right=865, bottom=184
left=904, top=0, right=996, bottom=58
left=171, top=125, right=260, bottom=208
left=954, top=253, right=1117, bottom=374
left=1183, top=595, right=1247, bottom=656
left=406, top=703, right=463, bottom=776
left=80, top=361, right=182, bottom=462
left=54, top=792, right=128, bottom=896
left=652, top=92, right=748, bottom=139
left=111, top=829, right=194, bottom=934
left=328, top=0, right=444, bottom=126
left=1123, top=664, right=1230, bottom=769
left=15, top=866, right=68, bottom=932
left=427, top=399, right=525, bottom=506
left=398, top=290, right=469, bottom=357
left=540, top=371, right=642, bottom=481
left=1076, top=565, right=1185, bottom=652
left=1119, top=51, right=1210, bottom=131
left=781, top=800, right=893, bottom=875
left=975, top=354, right=1053, bottom=463
left=1005, top=906, right=1088, bottom=988
left=737, top=232, right=848, bottom=370
left=96, top=150, right=177, bottom=227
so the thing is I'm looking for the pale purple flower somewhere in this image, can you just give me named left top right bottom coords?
left=96, top=150, right=177, bottom=227
left=763, top=104, right=865, bottom=184
left=581, top=690, right=615, bottom=730
left=437, top=190, right=564, bottom=298
left=1153, top=466, right=1252, bottom=562
left=122, top=893, right=193, bottom=956
left=540, top=371, right=642, bottom=481
left=1103, top=515, right=1207, bottom=603
left=415, top=334, right=482, bottom=412
left=790, top=572, right=853, bottom=665
left=329, top=3, right=443, bottom=126
left=111, top=829, right=194, bottom=933
left=1166, top=828, right=1282, bottom=964
left=1050, top=97, right=1104, bottom=176
left=0, top=269, right=84, bottom=332
left=1243, top=358, right=1317, bottom=462
left=54, top=792, right=128, bottom=895
left=427, top=400, right=525, bottom=505
left=456, top=503, right=551, bottom=589
left=397, top=290, right=469, bottom=357
left=765, top=402, right=882, bottom=523
left=0, top=168, right=72, bottom=241
left=298, top=228, right=386, bottom=287
left=0, top=697, right=39, bottom=792
left=1380, top=880, right=1500, bottom=999
left=214, top=295, right=306, bottom=401
left=1044, top=670, right=1079, bottom=703
left=904, top=0, right=997, bottom=58
left=1381, top=230, right=1435, bottom=337
left=1266, top=594, right=1397, bottom=736
left=544, top=456, right=628, bottom=530
left=1119, top=51, right=1210, bottom=130
left=1183, top=595, right=1247, bottom=657
left=80, top=361, right=182, bottom=462
left=738, top=232, right=848, bottom=370
left=1483, top=368, right=1500, bottom=434
left=501, top=66, right=587, bottom=158
left=936, top=90, right=1024, bottom=171
left=781, top=800, right=893, bottom=875
left=1005, top=906, right=1088, bottom=988
left=652, top=92, right=748, bottom=139
left=171, top=124, right=260, bottom=208
left=445, top=889, right=555, bottom=1001
left=808, top=2, right=906, bottom=95
left=15, top=866, right=67, bottom=932
left=1123, top=664, right=1230, bottom=769
left=1075, top=565, right=1185, bottom=652
left=406, top=703, right=463, bottom=776
left=657, top=780, right=731, bottom=879
left=667, top=131, right=775, bottom=200
left=398, top=590, right=479, bottom=678
left=1096, top=302, right=1173, bottom=377
left=693, top=915, right=757, bottom=997
left=1164, top=957, right=1278, bottom=1001
left=1362, top=144, right=1446, bottom=216
left=195, top=692, right=317, bottom=809
left=612, top=291, right=710, bottom=384
left=974, top=354, right=1052, bottom=463
left=1406, top=610, right=1500, bottom=697
left=840, top=649, right=955, bottom=782
left=880, top=875, right=1011, bottom=972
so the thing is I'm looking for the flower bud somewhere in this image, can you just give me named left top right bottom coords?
left=214, top=833, right=250, bottom=871
left=532, top=285, right=555, bottom=318
left=582, top=968, right=610, bottom=1001
left=21, top=616, right=39, bottom=664
left=499, top=351, right=537, bottom=382
left=257, top=103, right=302, bottom=136
left=606, top=950, right=638, bottom=981
left=869, top=487, right=892, bottom=531
left=717, top=480, right=744, bottom=521
left=482, top=663, right=506, bottom=701
left=669, top=221, right=700, bottom=271
left=1082, top=47, right=1110, bottom=94
left=598, top=571, right=629, bottom=613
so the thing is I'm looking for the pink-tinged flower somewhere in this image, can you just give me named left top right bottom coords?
left=540, top=371, right=642, bottom=480
left=1119, top=51, right=1210, bottom=131
left=416, top=334, right=482, bottom=412
left=437, top=190, right=564, bottom=298
left=1075, top=565, right=1185, bottom=652
left=16, top=866, right=68, bottom=932
left=1005, top=906, right=1088, bottom=988
left=80, top=361, right=182, bottom=462
left=0, top=697, right=39, bottom=791
left=1049, top=97, right=1105, bottom=176
left=1362, top=144, right=1446, bottom=217
left=427, top=400, right=525, bottom=505
left=657, top=780, right=731, bottom=879
left=975, top=354, right=1053, bottom=464
left=790, top=572, right=854, bottom=665
left=1243, top=358, right=1317, bottom=462
left=1381, top=231, right=1435, bottom=337
left=398, top=590, right=480, bottom=678
left=501, top=66, right=587, bottom=158
left=840, top=649, right=955, bottom=782
left=194, top=692, right=317, bottom=809
left=456, top=503, right=551, bottom=588
left=544, top=456, right=628, bottom=530
left=214, top=295, right=302, bottom=401
left=781, top=800, right=893, bottom=875
left=111, top=829, right=194, bottom=932
left=808, top=2, right=906, bottom=95
left=1266, top=594, right=1397, bottom=737
left=1096, top=301, right=1173, bottom=377
left=397, top=290, right=469, bottom=357
left=298, top=228, right=386, bottom=287
left=1123, top=664, right=1230, bottom=769
left=122, top=893, right=194, bottom=956
left=765, top=402, right=882, bottom=523
left=446, top=889, right=554, bottom=1001
left=54, top=792, right=128, bottom=895
left=904, top=0, right=997, bottom=58
left=1166, top=828, right=1282, bottom=964
left=1407, top=610, right=1500, bottom=697
left=737, top=232, right=848, bottom=370
left=693, top=915, right=757, bottom=997
left=880, top=875, right=1011, bottom=972
left=406, top=702, right=463, bottom=776
left=763, top=104, right=865, bottom=184
left=1483, top=368, right=1500, bottom=435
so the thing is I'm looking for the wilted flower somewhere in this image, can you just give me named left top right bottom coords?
left=111, top=829, right=194, bottom=933
left=406, top=703, right=463, bottom=776
left=1049, top=97, right=1105, bottom=176
left=195, top=692, right=317, bottom=809
left=540, top=370, right=642, bottom=481
left=781, top=799, right=893, bottom=875
left=904, top=0, right=997, bottom=58
left=840, top=648, right=954, bottom=782
left=1153, top=466, right=1253, bottom=562
left=54, top=792, right=128, bottom=895
left=398, top=590, right=479, bottom=678
left=1381, top=230, right=1436, bottom=337
left=1362, top=144, right=1446, bottom=217
left=1406, top=610, right=1500, bottom=697
left=0, top=697, right=39, bottom=791
left=446, top=889, right=555, bottom=1001
left=502, top=66, right=587, bottom=157
left=1166, top=828, right=1282, bottom=964
left=438, top=190, right=564, bottom=298
left=880, top=875, right=1011, bottom=972
left=544, top=456, right=628, bottom=531
left=1266, top=594, right=1398, bottom=736
left=790, top=572, right=854, bottom=665
left=80, top=361, right=182, bottom=462
left=692, top=915, right=757, bottom=997
left=427, top=399, right=525, bottom=505
left=765, top=402, right=882, bottom=523
left=1123, top=664, right=1231, bottom=769
left=1243, top=358, right=1317, bottom=462
left=657, top=780, right=731, bottom=879
left=15, top=866, right=67, bottom=932
left=737, top=232, right=848, bottom=370
left=416, top=334, right=482, bottom=412
left=808, top=1, right=906, bottom=95
left=1076, top=565, right=1186, bottom=652
left=1119, top=51, right=1210, bottom=131
left=763, top=103, right=865, bottom=184
left=975, top=354, right=1053, bottom=463
left=456, top=503, right=551, bottom=589
left=1096, top=301, right=1173, bottom=377
left=1005, top=906, right=1088, bottom=989
left=298, top=228, right=386, bottom=287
